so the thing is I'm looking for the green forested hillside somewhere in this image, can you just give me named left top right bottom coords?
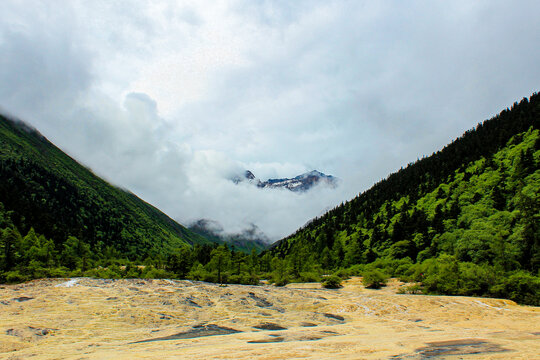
left=1, top=95, right=539, bottom=305
left=268, top=94, right=539, bottom=304
left=0, top=115, right=211, bottom=270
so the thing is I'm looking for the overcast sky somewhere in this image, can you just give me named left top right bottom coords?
left=1, top=1, right=539, bottom=240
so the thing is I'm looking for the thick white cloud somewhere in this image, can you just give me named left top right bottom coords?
left=1, top=1, right=539, bottom=240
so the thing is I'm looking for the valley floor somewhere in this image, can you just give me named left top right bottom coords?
left=0, top=277, right=539, bottom=359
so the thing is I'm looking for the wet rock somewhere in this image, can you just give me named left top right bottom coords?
left=248, top=337, right=285, bottom=343
left=323, top=313, right=345, bottom=321
left=415, top=339, right=510, bottom=357
left=184, top=297, right=201, bottom=308
left=29, top=326, right=51, bottom=336
left=248, top=292, right=273, bottom=308
left=6, top=326, right=54, bottom=340
left=253, top=322, right=287, bottom=331
left=13, top=296, right=34, bottom=302
left=132, top=324, right=241, bottom=344
left=300, top=335, right=324, bottom=341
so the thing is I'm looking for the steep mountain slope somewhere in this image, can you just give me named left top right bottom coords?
left=232, top=169, right=338, bottom=192
left=268, top=94, right=539, bottom=304
left=0, top=115, right=210, bottom=260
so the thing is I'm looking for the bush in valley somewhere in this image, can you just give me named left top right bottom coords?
left=228, top=273, right=259, bottom=285
left=298, top=271, right=321, bottom=283
left=362, top=269, right=388, bottom=289
left=141, top=266, right=175, bottom=279
left=322, top=274, right=343, bottom=289
left=272, top=274, right=289, bottom=287
left=1, top=270, right=28, bottom=283
left=489, top=271, right=540, bottom=306
left=397, top=283, right=422, bottom=294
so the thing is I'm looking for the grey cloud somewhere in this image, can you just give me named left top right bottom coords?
left=1, top=1, right=539, bottom=241
left=0, top=9, right=92, bottom=125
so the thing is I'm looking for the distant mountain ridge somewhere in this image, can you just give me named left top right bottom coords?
left=232, top=169, right=338, bottom=192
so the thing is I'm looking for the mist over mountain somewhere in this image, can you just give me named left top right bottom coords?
left=232, top=170, right=339, bottom=192
left=189, top=219, right=269, bottom=253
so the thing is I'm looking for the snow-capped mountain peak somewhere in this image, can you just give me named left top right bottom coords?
left=231, top=169, right=338, bottom=192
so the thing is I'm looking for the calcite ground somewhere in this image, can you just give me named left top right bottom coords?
left=0, top=277, right=538, bottom=359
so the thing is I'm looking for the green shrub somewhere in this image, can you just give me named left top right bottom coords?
left=201, top=270, right=219, bottom=283
left=27, top=265, right=53, bottom=279
left=3, top=271, right=28, bottom=283
left=187, top=263, right=209, bottom=281
left=299, top=271, right=321, bottom=282
left=457, top=262, right=495, bottom=296
left=362, top=269, right=388, bottom=289
left=397, top=283, right=422, bottom=294
left=273, top=274, right=289, bottom=286
left=327, top=265, right=365, bottom=280
left=48, top=267, right=69, bottom=278
left=394, top=262, right=414, bottom=279
left=69, top=269, right=84, bottom=277
left=228, top=273, right=259, bottom=285
left=421, top=254, right=460, bottom=294
left=333, top=268, right=352, bottom=279
left=141, top=266, right=174, bottom=279
left=322, top=275, right=342, bottom=289
left=490, top=271, right=540, bottom=306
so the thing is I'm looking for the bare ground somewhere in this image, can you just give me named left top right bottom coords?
left=0, top=277, right=538, bottom=359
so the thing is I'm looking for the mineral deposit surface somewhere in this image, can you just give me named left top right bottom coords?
left=1, top=277, right=539, bottom=359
